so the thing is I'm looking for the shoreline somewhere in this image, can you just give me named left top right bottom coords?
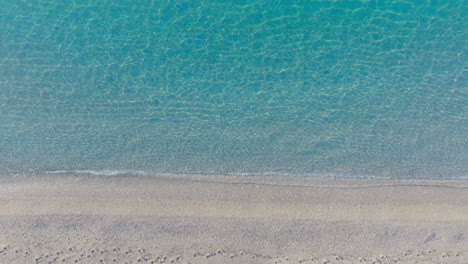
left=4, top=170, right=468, bottom=188
left=1, top=173, right=467, bottom=263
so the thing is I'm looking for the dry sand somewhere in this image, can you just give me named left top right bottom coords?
left=0, top=173, right=467, bottom=263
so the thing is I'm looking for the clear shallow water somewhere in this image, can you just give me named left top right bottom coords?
left=0, top=0, right=467, bottom=179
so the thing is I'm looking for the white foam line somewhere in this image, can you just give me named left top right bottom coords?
left=45, top=170, right=149, bottom=176
left=23, top=169, right=468, bottom=189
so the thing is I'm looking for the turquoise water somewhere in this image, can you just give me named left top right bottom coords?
left=0, top=0, right=467, bottom=178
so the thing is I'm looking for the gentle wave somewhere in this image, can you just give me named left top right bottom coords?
left=37, top=169, right=468, bottom=190
left=38, top=169, right=468, bottom=181
left=45, top=170, right=150, bottom=176
left=42, top=170, right=380, bottom=179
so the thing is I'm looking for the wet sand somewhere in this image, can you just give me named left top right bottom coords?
left=0, top=173, right=467, bottom=263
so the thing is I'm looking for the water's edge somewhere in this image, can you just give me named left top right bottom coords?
left=2, top=169, right=468, bottom=189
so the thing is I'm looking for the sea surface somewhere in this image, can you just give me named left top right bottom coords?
left=0, top=0, right=466, bottom=179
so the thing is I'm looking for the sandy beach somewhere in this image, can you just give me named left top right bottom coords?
left=0, top=173, right=467, bottom=263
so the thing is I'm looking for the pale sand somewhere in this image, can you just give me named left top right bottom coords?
left=0, top=173, right=467, bottom=263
